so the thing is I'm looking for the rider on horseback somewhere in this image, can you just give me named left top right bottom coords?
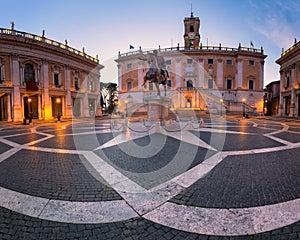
left=146, top=50, right=168, bottom=84
left=140, top=49, right=169, bottom=96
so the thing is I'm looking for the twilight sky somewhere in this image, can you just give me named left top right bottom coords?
left=1, top=0, right=300, bottom=86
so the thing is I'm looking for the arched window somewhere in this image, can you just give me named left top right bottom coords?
left=24, top=63, right=35, bottom=82
left=186, top=79, right=193, bottom=88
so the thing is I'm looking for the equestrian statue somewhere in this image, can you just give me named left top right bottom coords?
left=140, top=50, right=169, bottom=96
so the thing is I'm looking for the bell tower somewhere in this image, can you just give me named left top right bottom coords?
left=184, top=10, right=200, bottom=48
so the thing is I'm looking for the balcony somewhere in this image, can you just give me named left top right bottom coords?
left=26, top=81, right=38, bottom=91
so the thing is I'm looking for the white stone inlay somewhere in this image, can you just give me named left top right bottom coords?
left=144, top=199, right=300, bottom=236
left=39, top=199, right=138, bottom=224
left=0, top=187, right=137, bottom=223
left=0, top=187, right=49, bottom=218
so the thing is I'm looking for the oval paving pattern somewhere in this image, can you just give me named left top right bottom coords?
left=0, top=118, right=299, bottom=239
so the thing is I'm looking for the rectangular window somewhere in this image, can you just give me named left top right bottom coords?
left=167, top=80, right=172, bottom=89
left=127, top=82, right=132, bottom=91
left=89, top=80, right=94, bottom=92
left=286, top=76, right=290, bottom=88
left=190, top=25, right=194, bottom=32
left=208, top=79, right=213, bottom=89
left=249, top=80, right=254, bottom=90
left=208, top=59, right=214, bottom=64
left=127, top=63, right=132, bottom=70
left=187, top=59, right=193, bottom=64
left=54, top=73, right=59, bottom=87
left=249, top=60, right=255, bottom=66
left=75, top=77, right=79, bottom=90
left=166, top=60, right=172, bottom=65
left=226, top=59, right=233, bottom=65
left=226, top=79, right=232, bottom=89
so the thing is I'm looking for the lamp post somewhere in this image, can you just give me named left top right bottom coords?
left=56, top=98, right=61, bottom=122
left=125, top=99, right=128, bottom=118
left=264, top=99, right=268, bottom=116
left=220, top=98, right=223, bottom=117
left=114, top=99, right=119, bottom=114
left=28, top=98, right=32, bottom=124
left=242, top=98, right=246, bottom=118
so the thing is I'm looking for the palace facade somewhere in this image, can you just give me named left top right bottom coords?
left=276, top=40, right=300, bottom=117
left=116, top=13, right=267, bottom=115
left=0, top=27, right=103, bottom=122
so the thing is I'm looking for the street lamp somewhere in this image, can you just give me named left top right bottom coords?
left=264, top=99, right=268, bottom=116
left=242, top=98, right=246, bottom=118
left=220, top=98, right=223, bottom=116
left=125, top=99, right=128, bottom=118
left=56, top=98, right=61, bottom=122
left=114, top=99, right=119, bottom=114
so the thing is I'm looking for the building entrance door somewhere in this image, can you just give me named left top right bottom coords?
left=285, top=97, right=291, bottom=116
left=298, top=95, right=300, bottom=117
left=0, top=93, right=8, bottom=121
left=24, top=95, right=38, bottom=119
left=51, top=97, right=62, bottom=118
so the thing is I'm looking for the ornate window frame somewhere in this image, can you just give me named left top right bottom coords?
left=52, top=65, right=62, bottom=88
left=225, top=75, right=235, bottom=90
left=73, top=70, right=80, bottom=90
left=19, top=60, right=40, bottom=86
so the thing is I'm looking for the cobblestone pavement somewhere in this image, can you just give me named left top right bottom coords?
left=0, top=117, right=299, bottom=239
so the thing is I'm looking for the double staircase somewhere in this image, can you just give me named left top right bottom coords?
left=124, top=89, right=257, bottom=118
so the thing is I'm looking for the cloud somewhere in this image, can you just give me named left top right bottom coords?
left=248, top=0, right=300, bottom=48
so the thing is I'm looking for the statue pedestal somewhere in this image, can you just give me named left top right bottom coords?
left=143, top=95, right=170, bottom=122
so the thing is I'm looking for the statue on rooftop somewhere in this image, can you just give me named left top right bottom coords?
left=10, top=21, right=15, bottom=30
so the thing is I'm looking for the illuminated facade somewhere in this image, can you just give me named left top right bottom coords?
left=276, top=40, right=300, bottom=117
left=0, top=27, right=103, bottom=121
left=116, top=13, right=267, bottom=115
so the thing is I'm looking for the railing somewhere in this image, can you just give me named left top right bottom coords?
left=118, top=44, right=264, bottom=58
left=281, top=40, right=300, bottom=57
left=26, top=81, right=38, bottom=91
left=0, top=28, right=99, bottom=63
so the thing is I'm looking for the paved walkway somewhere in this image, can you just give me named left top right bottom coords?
left=0, top=117, right=299, bottom=239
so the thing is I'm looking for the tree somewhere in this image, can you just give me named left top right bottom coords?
left=100, top=82, right=118, bottom=114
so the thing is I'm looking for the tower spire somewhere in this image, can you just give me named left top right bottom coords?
left=191, top=3, right=194, bottom=17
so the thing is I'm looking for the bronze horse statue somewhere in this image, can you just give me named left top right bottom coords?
left=142, top=68, right=169, bottom=96
left=141, top=50, right=169, bottom=96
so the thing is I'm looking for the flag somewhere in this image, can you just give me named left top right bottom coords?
left=250, top=41, right=254, bottom=48
left=129, top=45, right=134, bottom=49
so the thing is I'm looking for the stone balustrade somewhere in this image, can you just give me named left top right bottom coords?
left=0, top=28, right=99, bottom=63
